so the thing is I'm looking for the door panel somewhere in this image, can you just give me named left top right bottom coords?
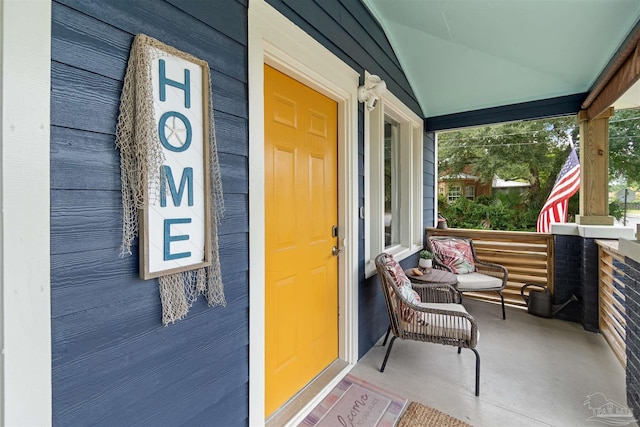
left=264, top=65, right=338, bottom=417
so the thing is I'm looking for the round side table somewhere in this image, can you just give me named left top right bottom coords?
left=404, top=268, right=459, bottom=303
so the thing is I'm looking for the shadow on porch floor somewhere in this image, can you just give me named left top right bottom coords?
left=350, top=299, right=637, bottom=427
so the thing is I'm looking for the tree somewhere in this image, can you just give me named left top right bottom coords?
left=609, top=108, right=640, bottom=187
left=437, top=111, right=640, bottom=231
left=438, top=116, right=578, bottom=207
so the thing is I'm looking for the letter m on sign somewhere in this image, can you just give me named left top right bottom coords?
left=161, top=165, right=194, bottom=207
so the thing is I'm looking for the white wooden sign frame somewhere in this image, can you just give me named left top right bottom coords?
left=139, top=43, right=212, bottom=280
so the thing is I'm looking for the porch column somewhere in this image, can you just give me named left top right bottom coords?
left=575, top=107, right=615, bottom=226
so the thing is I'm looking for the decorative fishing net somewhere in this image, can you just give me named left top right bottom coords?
left=115, top=34, right=225, bottom=325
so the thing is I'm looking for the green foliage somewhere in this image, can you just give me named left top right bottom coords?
left=438, top=116, right=578, bottom=207
left=609, top=109, right=640, bottom=187
left=609, top=200, right=624, bottom=221
left=438, top=192, right=579, bottom=231
left=419, top=250, right=434, bottom=259
left=436, top=111, right=640, bottom=231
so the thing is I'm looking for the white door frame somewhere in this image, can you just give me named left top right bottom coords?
left=248, top=1, right=360, bottom=424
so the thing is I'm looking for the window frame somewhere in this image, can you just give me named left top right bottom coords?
left=448, top=185, right=461, bottom=202
left=364, top=76, right=423, bottom=278
left=465, top=185, right=476, bottom=200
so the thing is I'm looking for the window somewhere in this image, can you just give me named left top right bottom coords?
left=384, top=120, right=400, bottom=247
left=365, top=76, right=423, bottom=277
left=448, top=185, right=461, bottom=202
left=465, top=185, right=475, bottom=200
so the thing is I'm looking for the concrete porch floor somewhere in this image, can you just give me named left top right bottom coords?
left=350, top=299, right=638, bottom=427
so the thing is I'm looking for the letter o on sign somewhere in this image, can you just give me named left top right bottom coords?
left=158, top=111, right=192, bottom=152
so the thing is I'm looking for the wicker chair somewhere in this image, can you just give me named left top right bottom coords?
left=375, top=253, right=480, bottom=396
left=427, top=236, right=508, bottom=320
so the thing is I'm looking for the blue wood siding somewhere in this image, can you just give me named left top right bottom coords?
left=265, top=0, right=420, bottom=114
left=423, top=132, right=437, bottom=226
left=50, top=0, right=428, bottom=423
left=50, top=0, right=249, bottom=424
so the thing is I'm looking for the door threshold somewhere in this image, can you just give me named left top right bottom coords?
left=266, top=359, right=350, bottom=427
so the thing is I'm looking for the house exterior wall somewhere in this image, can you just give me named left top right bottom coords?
left=439, top=178, right=491, bottom=201
left=261, top=0, right=425, bottom=370
left=50, top=0, right=424, bottom=424
left=51, top=1, right=250, bottom=424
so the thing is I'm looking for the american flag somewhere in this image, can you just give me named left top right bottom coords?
left=536, top=148, right=580, bottom=233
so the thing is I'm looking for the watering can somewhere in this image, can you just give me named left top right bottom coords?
left=520, top=284, right=577, bottom=318
left=520, top=284, right=553, bottom=318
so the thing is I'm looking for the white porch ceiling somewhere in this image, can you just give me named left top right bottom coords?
left=362, top=0, right=640, bottom=119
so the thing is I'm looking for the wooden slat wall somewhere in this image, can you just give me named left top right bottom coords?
left=51, top=1, right=250, bottom=425
left=597, top=240, right=627, bottom=367
left=426, top=228, right=554, bottom=307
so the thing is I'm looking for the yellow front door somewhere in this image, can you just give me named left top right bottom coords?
left=264, top=65, right=339, bottom=417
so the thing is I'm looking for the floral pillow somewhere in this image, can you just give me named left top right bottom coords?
left=429, top=238, right=476, bottom=274
left=383, top=254, right=422, bottom=322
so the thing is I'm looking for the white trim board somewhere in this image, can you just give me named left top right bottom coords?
left=248, top=1, right=360, bottom=425
left=0, top=0, right=52, bottom=424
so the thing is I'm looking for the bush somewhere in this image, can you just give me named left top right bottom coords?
left=609, top=200, right=624, bottom=221
left=438, top=190, right=584, bottom=232
left=439, top=195, right=537, bottom=231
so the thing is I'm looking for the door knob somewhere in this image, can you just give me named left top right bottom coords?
left=332, top=246, right=342, bottom=257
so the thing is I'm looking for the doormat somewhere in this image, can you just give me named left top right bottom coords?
left=299, top=374, right=407, bottom=427
left=396, top=402, right=472, bottom=427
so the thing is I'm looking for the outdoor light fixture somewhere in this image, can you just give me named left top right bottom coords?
left=358, top=75, right=387, bottom=111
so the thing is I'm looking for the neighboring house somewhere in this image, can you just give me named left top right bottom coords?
left=492, top=177, right=531, bottom=196
left=3, top=0, right=640, bottom=425
left=438, top=172, right=490, bottom=202
left=439, top=172, right=529, bottom=202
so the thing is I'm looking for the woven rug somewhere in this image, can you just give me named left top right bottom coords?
left=397, top=401, right=472, bottom=427
left=299, top=374, right=407, bottom=427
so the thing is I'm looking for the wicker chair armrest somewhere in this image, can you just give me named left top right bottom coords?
left=474, top=259, right=508, bottom=287
left=474, top=258, right=505, bottom=271
left=411, top=282, right=461, bottom=304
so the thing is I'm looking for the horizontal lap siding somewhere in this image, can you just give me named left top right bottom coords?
left=264, top=0, right=423, bottom=358
left=424, top=132, right=436, bottom=224
left=51, top=0, right=249, bottom=425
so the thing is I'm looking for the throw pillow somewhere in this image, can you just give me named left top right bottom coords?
left=430, top=238, right=476, bottom=274
left=382, top=254, right=429, bottom=324
left=383, top=254, right=421, bottom=306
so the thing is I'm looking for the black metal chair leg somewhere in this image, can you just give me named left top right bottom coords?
left=471, top=348, right=480, bottom=396
left=380, top=336, right=397, bottom=372
left=382, top=326, right=391, bottom=346
left=499, top=291, right=506, bottom=319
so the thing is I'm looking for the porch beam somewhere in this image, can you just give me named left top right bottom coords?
left=575, top=107, right=615, bottom=226
left=582, top=23, right=640, bottom=120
